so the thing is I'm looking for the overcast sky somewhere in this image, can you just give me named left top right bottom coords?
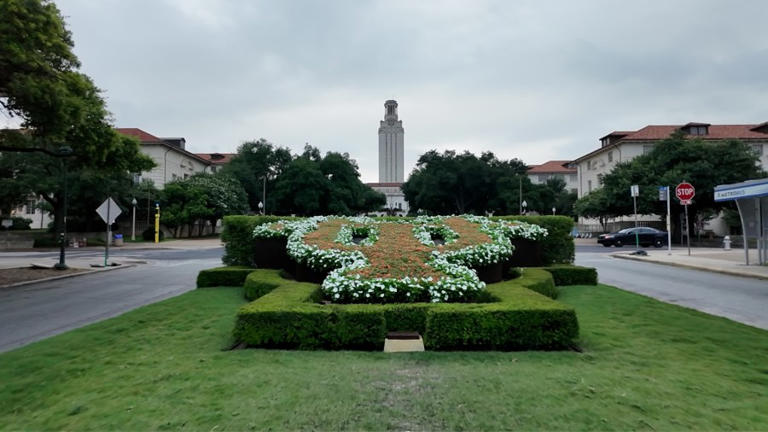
left=27, top=1, right=768, bottom=181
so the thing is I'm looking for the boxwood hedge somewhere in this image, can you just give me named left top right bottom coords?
left=196, top=266, right=256, bottom=288
left=221, top=215, right=300, bottom=266
left=543, top=265, right=598, bottom=286
left=232, top=268, right=578, bottom=350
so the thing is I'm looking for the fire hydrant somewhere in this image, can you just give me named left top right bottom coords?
left=723, top=235, right=731, bottom=251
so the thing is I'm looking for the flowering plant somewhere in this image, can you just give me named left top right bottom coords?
left=497, top=220, right=548, bottom=241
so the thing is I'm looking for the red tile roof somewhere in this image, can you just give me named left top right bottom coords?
left=626, top=124, right=768, bottom=140
left=195, top=153, right=236, bottom=164
left=115, top=128, right=163, bottom=142
left=574, top=122, right=768, bottom=163
left=528, top=160, right=576, bottom=174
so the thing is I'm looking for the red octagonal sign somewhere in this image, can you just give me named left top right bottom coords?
left=676, top=182, right=695, bottom=204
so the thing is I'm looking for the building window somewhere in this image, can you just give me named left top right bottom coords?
left=571, top=188, right=578, bottom=194
left=26, top=199, right=36, bottom=215
left=688, top=126, right=708, bottom=135
left=588, top=180, right=592, bottom=193
left=570, top=174, right=577, bottom=182
left=643, top=144, right=655, bottom=154
left=608, top=151, right=613, bottom=162
left=750, top=144, right=764, bottom=156
left=597, top=174, right=604, bottom=185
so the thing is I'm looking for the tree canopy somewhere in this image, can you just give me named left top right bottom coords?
left=0, top=0, right=154, bottom=232
left=402, top=150, right=575, bottom=216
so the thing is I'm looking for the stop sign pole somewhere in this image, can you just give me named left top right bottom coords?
left=675, top=181, right=695, bottom=256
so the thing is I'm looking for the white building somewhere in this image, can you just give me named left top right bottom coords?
left=116, top=128, right=213, bottom=188
left=573, top=122, right=768, bottom=234
left=367, top=100, right=410, bottom=215
left=527, top=160, right=578, bottom=194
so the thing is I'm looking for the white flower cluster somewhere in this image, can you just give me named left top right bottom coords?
left=335, top=223, right=380, bottom=246
left=284, top=217, right=366, bottom=271
left=498, top=220, right=548, bottom=240
left=252, top=221, right=292, bottom=239
left=438, top=216, right=515, bottom=267
left=412, top=224, right=459, bottom=246
left=321, top=255, right=485, bottom=303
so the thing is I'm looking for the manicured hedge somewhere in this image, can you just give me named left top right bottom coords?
left=516, top=268, right=559, bottom=299
left=243, top=270, right=283, bottom=301
left=221, top=215, right=300, bottom=266
left=196, top=266, right=255, bottom=288
left=493, top=216, right=575, bottom=265
left=233, top=268, right=578, bottom=350
left=542, top=265, right=598, bottom=286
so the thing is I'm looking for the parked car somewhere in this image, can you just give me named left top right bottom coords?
left=597, top=227, right=667, bottom=248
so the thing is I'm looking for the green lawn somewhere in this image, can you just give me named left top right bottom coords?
left=1, top=284, right=767, bottom=430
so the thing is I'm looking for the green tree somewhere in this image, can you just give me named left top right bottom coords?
left=270, top=146, right=385, bottom=216
left=0, top=0, right=154, bottom=236
left=220, top=139, right=292, bottom=211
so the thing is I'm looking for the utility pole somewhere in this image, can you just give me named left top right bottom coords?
left=262, top=176, right=266, bottom=215
left=518, top=177, right=522, bottom=214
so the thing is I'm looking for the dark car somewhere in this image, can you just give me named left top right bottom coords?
left=597, top=227, right=667, bottom=248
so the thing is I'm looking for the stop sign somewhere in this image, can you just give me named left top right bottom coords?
left=676, top=182, right=695, bottom=204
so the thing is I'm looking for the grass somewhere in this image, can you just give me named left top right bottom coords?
left=1, top=284, right=767, bottom=430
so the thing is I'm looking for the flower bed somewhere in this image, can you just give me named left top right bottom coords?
left=274, top=215, right=514, bottom=303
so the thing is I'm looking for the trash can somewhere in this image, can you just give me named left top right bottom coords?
left=113, top=234, right=124, bottom=246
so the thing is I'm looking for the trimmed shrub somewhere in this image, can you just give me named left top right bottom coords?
left=514, top=268, right=559, bottom=299
left=196, top=266, right=255, bottom=288
left=243, top=270, right=283, bottom=300
left=493, top=216, right=575, bottom=265
left=543, top=265, right=598, bottom=286
left=221, top=215, right=300, bottom=266
left=234, top=269, right=577, bottom=350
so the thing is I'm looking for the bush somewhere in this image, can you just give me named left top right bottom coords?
left=141, top=227, right=165, bottom=242
left=221, top=215, right=300, bottom=266
left=543, top=265, right=598, bottom=286
left=234, top=269, right=577, bottom=350
left=243, top=270, right=283, bottom=300
left=196, top=266, right=255, bottom=288
left=493, top=216, right=574, bottom=265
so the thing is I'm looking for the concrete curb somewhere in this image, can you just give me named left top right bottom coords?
left=612, top=253, right=768, bottom=280
left=0, top=263, right=136, bottom=290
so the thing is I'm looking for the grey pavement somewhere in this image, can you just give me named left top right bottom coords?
left=0, top=246, right=223, bottom=353
left=576, top=245, right=768, bottom=330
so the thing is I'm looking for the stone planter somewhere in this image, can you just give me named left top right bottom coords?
left=503, top=239, right=543, bottom=274
left=253, top=238, right=289, bottom=269
left=473, top=261, right=503, bottom=284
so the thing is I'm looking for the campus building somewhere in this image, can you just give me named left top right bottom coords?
left=366, top=100, right=409, bottom=214
left=572, top=122, right=768, bottom=234
left=527, top=160, right=578, bottom=194
left=116, top=128, right=214, bottom=188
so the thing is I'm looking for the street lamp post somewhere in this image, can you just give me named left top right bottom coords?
left=258, top=201, right=264, bottom=215
left=522, top=200, right=528, bottom=215
left=54, top=145, right=73, bottom=270
left=131, top=198, right=138, bottom=241
left=262, top=176, right=266, bottom=215
left=552, top=207, right=556, bottom=215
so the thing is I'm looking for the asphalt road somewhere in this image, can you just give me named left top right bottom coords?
left=0, top=247, right=223, bottom=353
left=576, top=244, right=768, bottom=330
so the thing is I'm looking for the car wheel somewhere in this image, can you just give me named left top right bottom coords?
left=654, top=239, right=663, bottom=248
left=614, top=240, right=623, bottom=247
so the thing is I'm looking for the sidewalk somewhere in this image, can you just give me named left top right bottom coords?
left=612, top=247, right=768, bottom=280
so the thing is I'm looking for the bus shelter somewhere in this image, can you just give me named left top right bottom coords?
left=714, top=178, right=768, bottom=265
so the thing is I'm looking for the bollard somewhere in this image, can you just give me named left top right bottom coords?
left=723, top=235, right=731, bottom=251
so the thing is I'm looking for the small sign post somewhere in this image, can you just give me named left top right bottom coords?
left=630, top=185, right=640, bottom=250
left=659, top=186, right=672, bottom=254
left=96, top=197, right=122, bottom=266
left=675, top=182, right=695, bottom=256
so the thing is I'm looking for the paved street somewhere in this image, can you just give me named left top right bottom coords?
left=576, top=244, right=768, bottom=330
left=0, top=247, right=223, bottom=353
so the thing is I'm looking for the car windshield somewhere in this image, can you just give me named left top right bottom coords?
left=617, top=228, right=635, bottom=234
